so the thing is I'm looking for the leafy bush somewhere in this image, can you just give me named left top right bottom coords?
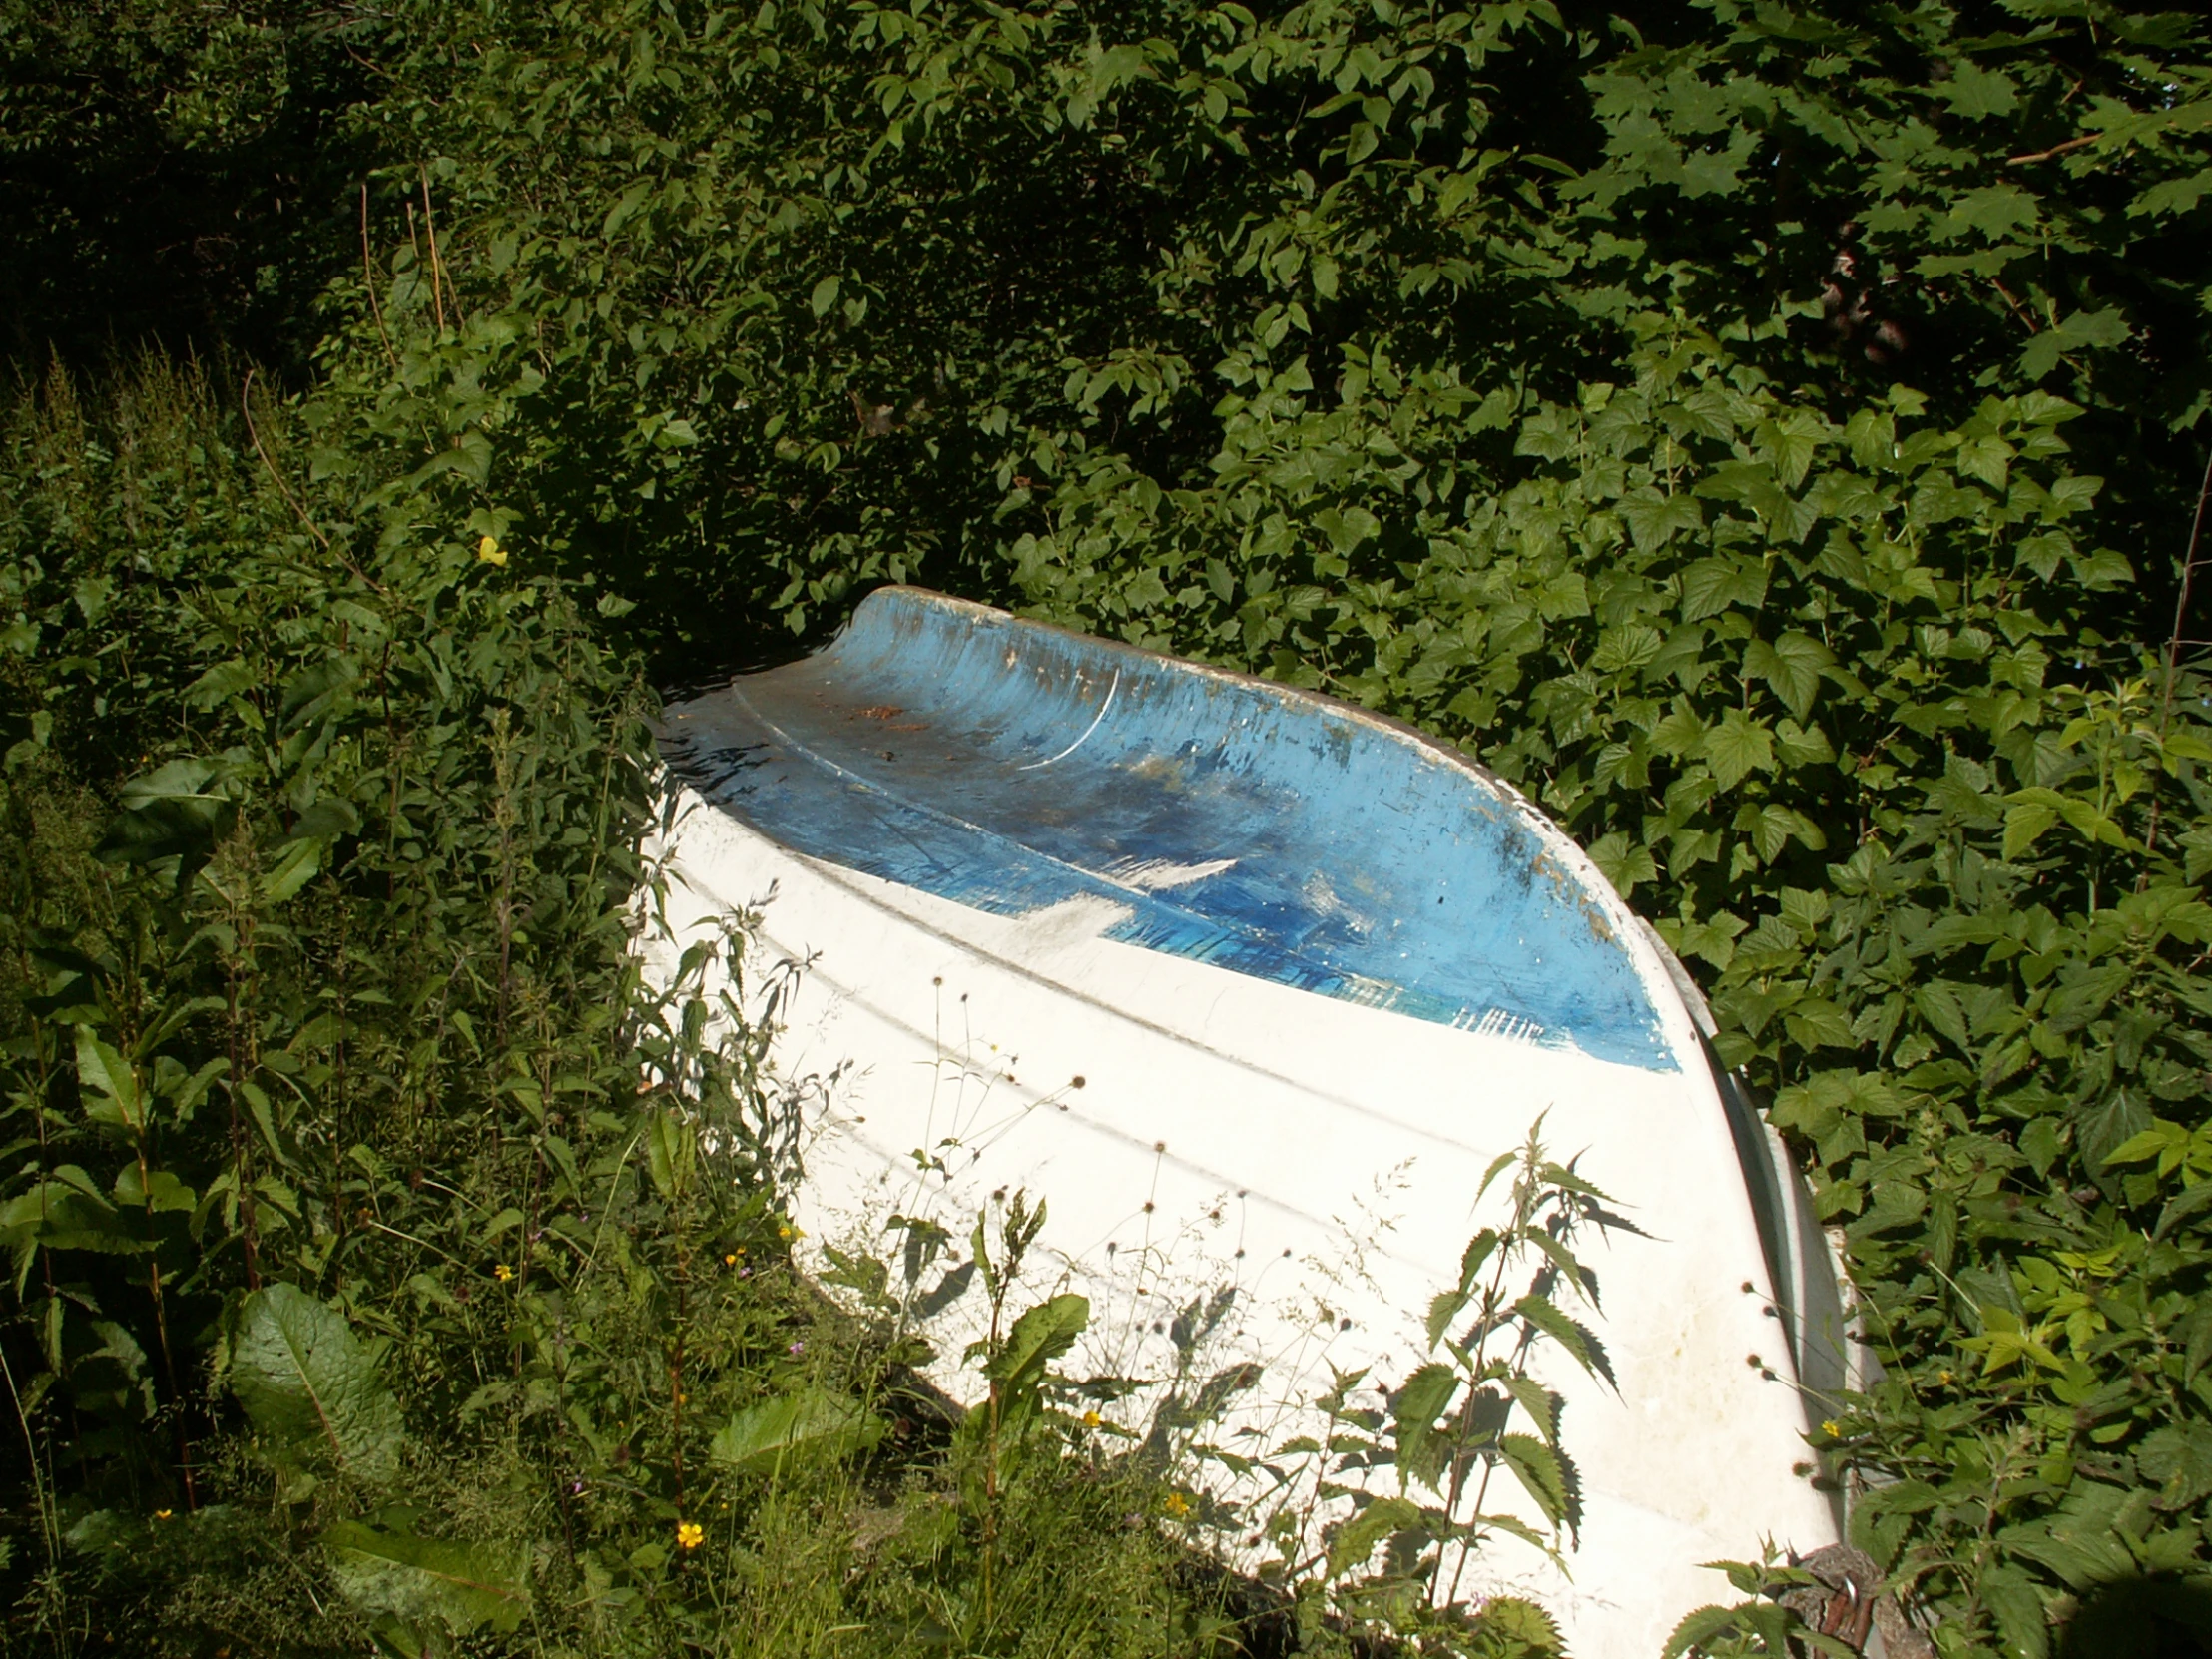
left=10, top=0, right=2212, bottom=1653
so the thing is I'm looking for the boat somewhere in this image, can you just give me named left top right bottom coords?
left=644, top=584, right=1855, bottom=1653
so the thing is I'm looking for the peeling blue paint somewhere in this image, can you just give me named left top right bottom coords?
left=663, top=588, right=1675, bottom=1071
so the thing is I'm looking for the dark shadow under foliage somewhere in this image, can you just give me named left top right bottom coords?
left=0, top=0, right=372, bottom=383
left=2056, top=1574, right=2212, bottom=1659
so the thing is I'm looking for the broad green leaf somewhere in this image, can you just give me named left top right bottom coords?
left=1936, top=61, right=2019, bottom=120
left=1388, top=1361, right=1460, bottom=1491
left=1701, top=709, right=1775, bottom=790
left=710, top=1387, right=881, bottom=1474
left=1741, top=633, right=1830, bottom=722
left=2004, top=799, right=2059, bottom=860
left=987, top=1292, right=1089, bottom=1390
left=2136, top=1422, right=2212, bottom=1510
left=1944, top=184, right=2036, bottom=242
left=74, top=1028, right=143, bottom=1133
left=230, top=1284, right=402, bottom=1482
left=600, top=181, right=653, bottom=239
left=2132, top=167, right=2212, bottom=220
left=261, top=836, right=322, bottom=904
left=0, top=1169, right=139, bottom=1294
left=1677, top=555, right=1765, bottom=621
left=323, top=1521, right=527, bottom=1635
left=94, top=760, right=237, bottom=869
left=642, top=1105, right=694, bottom=1199
left=1972, top=1565, right=2052, bottom=1654
left=2020, top=307, right=2131, bottom=380
left=1617, top=488, right=1702, bottom=553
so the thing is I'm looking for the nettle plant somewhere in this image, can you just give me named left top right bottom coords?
left=1265, top=1127, right=1617, bottom=1659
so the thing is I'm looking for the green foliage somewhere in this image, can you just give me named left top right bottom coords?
left=0, top=0, right=369, bottom=372
left=1663, top=1556, right=1857, bottom=1659
left=1322, top=1131, right=1612, bottom=1599
left=320, top=1519, right=530, bottom=1641
left=1254, top=1131, right=1603, bottom=1658
left=11, top=0, right=2212, bottom=1652
left=228, top=1283, right=405, bottom=1486
left=708, top=1385, right=880, bottom=1476
left=0, top=350, right=1260, bottom=1659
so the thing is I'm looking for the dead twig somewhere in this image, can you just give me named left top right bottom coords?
left=2007, top=132, right=2101, bottom=166
left=241, top=369, right=387, bottom=595
left=419, top=167, right=452, bottom=334
left=361, top=183, right=400, bottom=370
left=2145, top=448, right=2212, bottom=859
left=241, top=368, right=328, bottom=551
left=1990, top=278, right=2039, bottom=334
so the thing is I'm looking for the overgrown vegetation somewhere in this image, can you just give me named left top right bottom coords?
left=7, top=1, right=2212, bottom=1654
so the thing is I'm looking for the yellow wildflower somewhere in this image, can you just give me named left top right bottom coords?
left=1821, top=1419, right=1843, bottom=1439
left=494, top=1264, right=514, bottom=1283
left=476, top=535, right=508, bottom=567
left=1163, top=1491, right=1190, bottom=1517
left=1082, top=1410, right=1101, bottom=1428
left=724, top=1252, right=739, bottom=1266
left=677, top=1520, right=704, bottom=1550
left=154, top=1508, right=174, bottom=1521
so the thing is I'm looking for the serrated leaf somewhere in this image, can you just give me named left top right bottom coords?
left=262, top=837, right=323, bottom=904
left=1936, top=61, right=2019, bottom=120
left=1460, top=1507, right=1562, bottom=1560
left=1701, top=709, right=1776, bottom=790
left=1472, top=1595, right=1563, bottom=1654
left=988, top=1292, right=1088, bottom=1390
left=1742, top=633, right=1831, bottom=721
left=1617, top=488, right=1703, bottom=553
left=1511, top=1293, right=1613, bottom=1387
left=1389, top=1362, right=1460, bottom=1490
left=1500, top=1374, right=1560, bottom=1447
left=2137, top=1422, right=2212, bottom=1510
left=1326, top=1493, right=1422, bottom=1578
left=1498, top=1430, right=1570, bottom=1528
left=1678, top=555, right=1765, bottom=621
left=2020, top=306, right=2131, bottom=380
left=1973, top=1563, right=2048, bottom=1659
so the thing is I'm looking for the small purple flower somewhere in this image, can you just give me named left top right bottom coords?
left=787, top=1341, right=805, bottom=1356
left=570, top=1480, right=585, bottom=1495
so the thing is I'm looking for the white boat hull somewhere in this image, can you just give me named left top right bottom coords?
left=643, top=795, right=1847, bottom=1654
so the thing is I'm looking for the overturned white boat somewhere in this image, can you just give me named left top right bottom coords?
left=644, top=586, right=1855, bottom=1653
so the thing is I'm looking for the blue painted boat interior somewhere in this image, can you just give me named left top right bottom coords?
left=662, top=587, right=1674, bottom=1072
